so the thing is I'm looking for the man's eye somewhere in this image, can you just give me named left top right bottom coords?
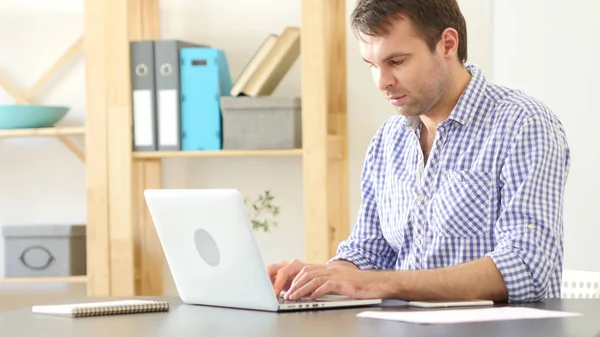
left=390, top=60, right=404, bottom=66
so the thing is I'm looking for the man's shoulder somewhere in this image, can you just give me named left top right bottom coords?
left=485, top=82, right=562, bottom=127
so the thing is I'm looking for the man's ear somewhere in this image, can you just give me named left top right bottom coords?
left=439, top=27, right=460, bottom=59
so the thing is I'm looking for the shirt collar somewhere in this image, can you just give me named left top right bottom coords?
left=403, top=64, right=488, bottom=130
left=447, top=64, right=488, bottom=126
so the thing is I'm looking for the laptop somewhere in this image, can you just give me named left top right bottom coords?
left=144, top=188, right=382, bottom=312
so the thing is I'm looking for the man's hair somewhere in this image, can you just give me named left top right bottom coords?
left=350, top=0, right=468, bottom=64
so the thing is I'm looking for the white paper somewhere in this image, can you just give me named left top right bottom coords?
left=357, top=307, right=582, bottom=325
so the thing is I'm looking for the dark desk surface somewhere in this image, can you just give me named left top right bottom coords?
left=1, top=297, right=600, bottom=337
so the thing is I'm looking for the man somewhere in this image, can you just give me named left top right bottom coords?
left=267, top=0, right=570, bottom=303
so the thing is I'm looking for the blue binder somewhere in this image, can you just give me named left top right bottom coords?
left=180, top=47, right=232, bottom=151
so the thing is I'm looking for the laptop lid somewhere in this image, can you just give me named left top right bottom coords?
left=144, top=189, right=279, bottom=311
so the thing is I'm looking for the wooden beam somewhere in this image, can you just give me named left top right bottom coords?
left=0, top=126, right=85, bottom=138
left=103, top=0, right=137, bottom=296
left=84, top=0, right=160, bottom=297
left=83, top=0, right=111, bottom=296
left=301, top=0, right=349, bottom=263
left=58, top=136, right=85, bottom=162
left=25, top=37, right=84, bottom=100
left=0, top=72, right=28, bottom=104
left=141, top=0, right=160, bottom=40
left=126, top=0, right=164, bottom=296
left=0, top=276, right=87, bottom=284
left=132, top=149, right=303, bottom=159
left=133, top=159, right=163, bottom=295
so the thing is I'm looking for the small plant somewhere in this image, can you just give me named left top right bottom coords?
left=245, top=190, right=280, bottom=232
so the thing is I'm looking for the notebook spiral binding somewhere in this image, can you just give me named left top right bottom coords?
left=72, top=301, right=170, bottom=317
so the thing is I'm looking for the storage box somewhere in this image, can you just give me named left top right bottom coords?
left=2, top=224, right=86, bottom=277
left=220, top=96, right=302, bottom=149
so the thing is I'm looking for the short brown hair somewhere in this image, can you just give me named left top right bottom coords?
left=350, top=0, right=468, bottom=64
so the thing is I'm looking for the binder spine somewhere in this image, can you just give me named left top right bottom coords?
left=180, top=48, right=232, bottom=151
left=154, top=40, right=184, bottom=151
left=130, top=41, right=158, bottom=151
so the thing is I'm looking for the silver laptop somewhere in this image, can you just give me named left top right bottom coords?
left=144, top=188, right=382, bottom=312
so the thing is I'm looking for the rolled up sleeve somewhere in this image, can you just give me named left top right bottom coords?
left=328, top=124, right=397, bottom=270
left=487, top=112, right=570, bottom=302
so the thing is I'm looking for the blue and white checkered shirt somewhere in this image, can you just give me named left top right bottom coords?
left=330, top=64, right=571, bottom=303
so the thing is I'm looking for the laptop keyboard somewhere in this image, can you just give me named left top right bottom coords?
left=278, top=296, right=316, bottom=304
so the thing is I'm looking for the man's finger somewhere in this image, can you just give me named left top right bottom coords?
left=273, top=268, right=290, bottom=297
left=285, top=271, right=311, bottom=299
left=289, top=266, right=311, bottom=290
left=288, top=277, right=326, bottom=301
left=310, top=280, right=336, bottom=300
left=286, top=269, right=330, bottom=299
left=290, top=264, right=327, bottom=288
left=266, top=261, right=287, bottom=278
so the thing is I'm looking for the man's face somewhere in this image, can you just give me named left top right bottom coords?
left=359, top=17, right=450, bottom=117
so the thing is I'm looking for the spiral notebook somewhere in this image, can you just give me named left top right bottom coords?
left=32, top=300, right=170, bottom=318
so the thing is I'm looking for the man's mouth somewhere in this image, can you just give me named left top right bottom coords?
left=388, top=95, right=407, bottom=106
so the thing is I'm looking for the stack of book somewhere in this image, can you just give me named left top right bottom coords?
left=130, top=26, right=301, bottom=152
left=229, top=26, right=300, bottom=97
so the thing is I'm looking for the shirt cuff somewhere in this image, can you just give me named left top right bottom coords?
left=327, top=251, right=377, bottom=270
left=486, top=248, right=536, bottom=303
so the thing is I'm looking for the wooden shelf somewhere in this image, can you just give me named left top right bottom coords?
left=0, top=126, right=85, bottom=138
left=0, top=276, right=87, bottom=284
left=82, top=0, right=348, bottom=297
left=132, top=149, right=304, bottom=159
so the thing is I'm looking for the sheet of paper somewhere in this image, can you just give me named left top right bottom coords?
left=357, top=307, right=582, bottom=324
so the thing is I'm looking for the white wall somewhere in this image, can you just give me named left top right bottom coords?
left=0, top=0, right=494, bottom=289
left=492, top=0, right=600, bottom=272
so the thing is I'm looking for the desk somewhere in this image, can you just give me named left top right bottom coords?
left=1, top=297, right=599, bottom=337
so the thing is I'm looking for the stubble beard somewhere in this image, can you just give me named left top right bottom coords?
left=395, top=65, right=450, bottom=119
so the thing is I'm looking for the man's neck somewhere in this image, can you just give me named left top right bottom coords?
left=420, top=66, right=472, bottom=133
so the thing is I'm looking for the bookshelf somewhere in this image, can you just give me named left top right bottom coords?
left=81, top=0, right=349, bottom=297
left=0, top=126, right=85, bottom=138
left=132, top=149, right=304, bottom=159
left=0, top=276, right=87, bottom=284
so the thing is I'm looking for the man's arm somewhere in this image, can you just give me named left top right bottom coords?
left=328, top=122, right=397, bottom=270
left=329, top=259, right=359, bottom=269
left=483, top=112, right=570, bottom=302
left=285, top=256, right=507, bottom=301
left=378, top=257, right=508, bottom=301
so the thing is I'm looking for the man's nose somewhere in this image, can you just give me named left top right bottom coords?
left=376, top=68, right=395, bottom=91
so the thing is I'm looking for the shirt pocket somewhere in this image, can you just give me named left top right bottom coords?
left=427, top=170, right=493, bottom=238
left=378, top=178, right=412, bottom=245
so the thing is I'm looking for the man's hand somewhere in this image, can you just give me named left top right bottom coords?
left=284, top=264, right=386, bottom=301
left=266, top=259, right=315, bottom=297
left=266, top=259, right=359, bottom=297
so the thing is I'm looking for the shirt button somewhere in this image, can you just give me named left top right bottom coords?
left=415, top=238, right=422, bottom=246
left=417, top=194, right=425, bottom=201
left=527, top=224, right=536, bottom=230
left=454, top=121, right=460, bottom=127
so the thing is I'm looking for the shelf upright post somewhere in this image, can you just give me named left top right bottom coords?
left=301, top=0, right=350, bottom=263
